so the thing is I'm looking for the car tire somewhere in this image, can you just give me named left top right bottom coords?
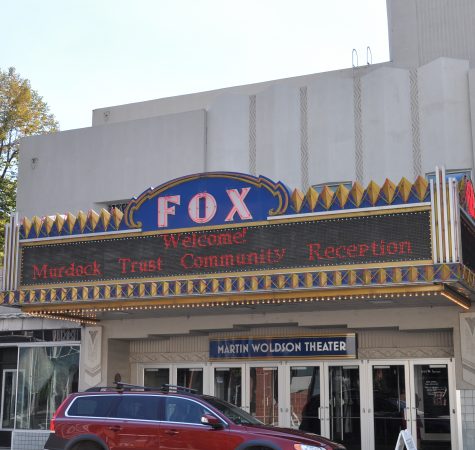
left=236, top=443, right=281, bottom=450
left=71, top=441, right=104, bottom=450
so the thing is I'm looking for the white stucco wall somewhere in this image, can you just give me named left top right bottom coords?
left=18, top=110, right=206, bottom=218
left=387, top=0, right=475, bottom=68
left=17, top=58, right=475, bottom=218
left=419, top=58, right=474, bottom=172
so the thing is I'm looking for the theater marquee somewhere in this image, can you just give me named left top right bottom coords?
left=6, top=169, right=474, bottom=317
left=20, top=209, right=431, bottom=287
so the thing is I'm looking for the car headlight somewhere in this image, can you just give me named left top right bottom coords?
left=293, top=444, right=326, bottom=450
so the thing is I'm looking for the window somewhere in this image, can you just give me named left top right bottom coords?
left=15, top=346, right=79, bottom=430
left=165, top=397, right=208, bottom=424
left=113, top=395, right=160, bottom=421
left=68, top=395, right=118, bottom=417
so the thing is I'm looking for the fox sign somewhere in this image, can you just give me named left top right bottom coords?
left=124, top=173, right=291, bottom=231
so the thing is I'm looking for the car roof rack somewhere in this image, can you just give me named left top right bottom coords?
left=160, top=384, right=198, bottom=394
left=85, top=382, right=198, bottom=394
left=85, top=382, right=159, bottom=392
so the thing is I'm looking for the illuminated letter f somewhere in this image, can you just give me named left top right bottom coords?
left=157, top=195, right=181, bottom=227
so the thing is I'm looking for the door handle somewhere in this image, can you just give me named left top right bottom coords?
left=108, top=426, right=122, bottom=432
left=164, top=429, right=179, bottom=436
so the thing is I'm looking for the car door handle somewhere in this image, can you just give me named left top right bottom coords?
left=164, top=429, right=179, bottom=436
left=108, top=426, right=122, bottom=432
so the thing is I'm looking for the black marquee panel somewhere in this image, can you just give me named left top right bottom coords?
left=20, top=210, right=432, bottom=286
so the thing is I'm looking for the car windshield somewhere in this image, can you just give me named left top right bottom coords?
left=203, top=396, right=262, bottom=425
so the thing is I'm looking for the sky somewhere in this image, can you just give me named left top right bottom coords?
left=2, top=0, right=390, bottom=131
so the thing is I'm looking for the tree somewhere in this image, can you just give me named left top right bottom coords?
left=0, top=67, right=59, bottom=261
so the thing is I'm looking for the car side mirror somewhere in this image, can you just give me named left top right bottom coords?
left=201, top=413, right=224, bottom=429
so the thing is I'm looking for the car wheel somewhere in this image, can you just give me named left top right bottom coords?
left=71, top=441, right=104, bottom=450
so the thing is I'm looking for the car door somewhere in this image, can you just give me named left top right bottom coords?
left=106, top=394, right=161, bottom=450
left=160, top=396, right=240, bottom=450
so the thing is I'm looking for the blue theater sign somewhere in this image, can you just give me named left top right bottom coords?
left=124, top=172, right=290, bottom=231
left=209, top=335, right=357, bottom=360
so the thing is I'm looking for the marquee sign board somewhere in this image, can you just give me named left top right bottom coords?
left=20, top=209, right=432, bottom=287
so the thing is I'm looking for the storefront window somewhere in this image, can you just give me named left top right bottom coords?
left=15, top=346, right=79, bottom=430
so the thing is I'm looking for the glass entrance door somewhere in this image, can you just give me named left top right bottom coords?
left=141, top=364, right=205, bottom=393
left=370, top=363, right=409, bottom=450
left=249, top=366, right=279, bottom=425
left=213, top=366, right=242, bottom=407
left=368, top=360, right=456, bottom=450
left=284, top=363, right=361, bottom=450
left=328, top=365, right=361, bottom=450
left=288, top=365, right=322, bottom=433
left=411, top=364, right=452, bottom=450
left=144, top=367, right=169, bottom=388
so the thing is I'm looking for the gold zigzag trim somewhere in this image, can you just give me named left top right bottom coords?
left=290, top=177, right=430, bottom=213
left=21, top=177, right=431, bottom=238
left=21, top=207, right=125, bottom=239
left=1, top=263, right=467, bottom=308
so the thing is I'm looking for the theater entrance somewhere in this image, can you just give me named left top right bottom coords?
left=140, top=358, right=456, bottom=450
left=368, top=360, right=455, bottom=450
left=142, top=361, right=362, bottom=450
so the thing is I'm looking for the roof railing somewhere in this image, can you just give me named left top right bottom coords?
left=85, top=381, right=198, bottom=394
left=160, top=384, right=198, bottom=394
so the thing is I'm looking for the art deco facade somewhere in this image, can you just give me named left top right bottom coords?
left=2, top=1, right=475, bottom=449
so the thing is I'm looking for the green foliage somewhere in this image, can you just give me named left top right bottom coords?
left=0, top=67, right=59, bottom=262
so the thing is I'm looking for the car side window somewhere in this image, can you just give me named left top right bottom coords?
left=165, top=397, right=208, bottom=424
left=67, top=395, right=118, bottom=417
left=112, top=395, right=160, bottom=421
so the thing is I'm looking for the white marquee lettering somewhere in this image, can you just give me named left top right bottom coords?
left=188, top=192, right=217, bottom=224
left=156, top=188, right=254, bottom=227
left=157, top=195, right=181, bottom=227
left=225, top=188, right=252, bottom=222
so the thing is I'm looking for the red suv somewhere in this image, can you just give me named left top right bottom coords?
left=45, top=384, right=345, bottom=450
